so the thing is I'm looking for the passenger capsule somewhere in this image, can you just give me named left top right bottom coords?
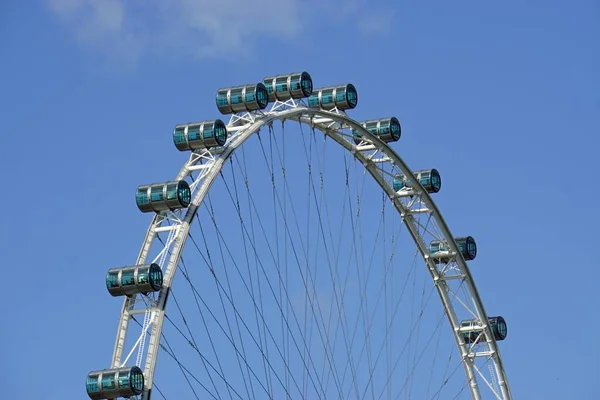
left=136, top=180, right=191, bottom=213
left=86, top=366, right=144, bottom=399
left=429, top=236, right=477, bottom=262
left=394, top=169, right=441, bottom=194
left=307, top=84, right=358, bottom=111
left=352, top=117, right=401, bottom=144
left=461, top=316, right=507, bottom=344
left=216, top=83, right=269, bottom=115
left=263, top=72, right=313, bottom=102
left=173, top=119, right=228, bottom=151
left=106, top=263, right=163, bottom=297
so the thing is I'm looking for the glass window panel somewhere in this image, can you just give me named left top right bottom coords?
left=245, top=90, right=256, bottom=103
left=230, top=88, right=243, bottom=105
left=121, top=270, right=135, bottom=286
left=187, top=125, right=201, bottom=141
left=106, top=272, right=119, bottom=288
left=87, top=375, right=100, bottom=393
left=173, top=127, right=186, bottom=144
left=203, top=124, right=214, bottom=140
left=365, top=122, right=378, bottom=135
left=118, top=370, right=130, bottom=388
left=137, top=268, right=149, bottom=285
left=215, top=123, right=226, bottom=143
left=166, top=183, right=178, bottom=200
left=136, top=188, right=148, bottom=205
left=150, top=267, right=163, bottom=288
left=216, top=91, right=228, bottom=107
left=264, top=80, right=274, bottom=94
left=150, top=185, right=164, bottom=202
left=257, top=87, right=268, bottom=106
left=497, top=320, right=507, bottom=337
left=379, top=121, right=390, bottom=135
left=131, top=370, right=144, bottom=391
left=301, top=74, right=312, bottom=95
left=290, top=76, right=301, bottom=91
left=275, top=77, right=288, bottom=94
left=101, top=373, right=116, bottom=390
left=321, top=89, right=334, bottom=105
left=178, top=182, right=191, bottom=205
left=346, top=86, right=357, bottom=107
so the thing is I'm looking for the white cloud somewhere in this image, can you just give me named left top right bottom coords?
left=358, top=9, right=397, bottom=36
left=47, top=0, right=395, bottom=64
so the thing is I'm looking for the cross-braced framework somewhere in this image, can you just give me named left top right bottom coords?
left=98, top=88, right=510, bottom=400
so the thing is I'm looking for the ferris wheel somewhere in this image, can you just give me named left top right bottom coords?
left=86, top=72, right=511, bottom=400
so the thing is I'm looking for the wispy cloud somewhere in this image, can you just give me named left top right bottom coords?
left=47, top=0, right=396, bottom=64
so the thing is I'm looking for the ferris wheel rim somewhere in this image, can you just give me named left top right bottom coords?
left=110, top=105, right=511, bottom=400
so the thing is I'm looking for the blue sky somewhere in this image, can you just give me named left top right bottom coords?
left=1, top=0, right=598, bottom=399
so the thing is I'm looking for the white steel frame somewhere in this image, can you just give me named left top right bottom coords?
left=109, top=101, right=511, bottom=400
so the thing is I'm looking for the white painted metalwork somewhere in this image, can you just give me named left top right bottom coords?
left=109, top=103, right=511, bottom=400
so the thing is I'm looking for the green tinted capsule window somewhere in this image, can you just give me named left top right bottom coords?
left=137, top=266, right=150, bottom=285
left=456, top=236, right=477, bottom=260
left=148, top=264, right=163, bottom=290
left=166, top=183, right=178, bottom=201
left=203, top=124, right=214, bottom=140
left=214, top=120, right=227, bottom=145
left=130, top=367, right=144, bottom=393
left=290, top=76, right=301, bottom=91
left=308, top=94, right=320, bottom=107
left=216, top=90, right=228, bottom=107
left=118, top=370, right=130, bottom=388
left=101, top=373, right=116, bottom=390
left=492, top=316, right=508, bottom=340
left=177, top=181, right=191, bottom=207
left=106, top=272, right=119, bottom=289
left=86, top=374, right=99, bottom=393
left=136, top=187, right=148, bottom=206
left=300, top=72, right=313, bottom=96
left=264, top=80, right=275, bottom=96
left=245, top=88, right=256, bottom=103
left=173, top=126, right=186, bottom=146
left=389, top=117, right=401, bottom=141
left=430, top=170, right=441, bottom=192
left=256, top=84, right=268, bottom=108
left=121, top=269, right=135, bottom=286
left=365, top=121, right=378, bottom=135
left=379, top=121, right=391, bottom=135
left=345, top=84, right=358, bottom=108
left=275, top=77, right=288, bottom=95
left=187, top=124, right=201, bottom=141
left=392, top=175, right=403, bottom=191
left=150, top=185, right=163, bottom=202
left=230, top=88, right=244, bottom=107
left=321, top=89, right=334, bottom=106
